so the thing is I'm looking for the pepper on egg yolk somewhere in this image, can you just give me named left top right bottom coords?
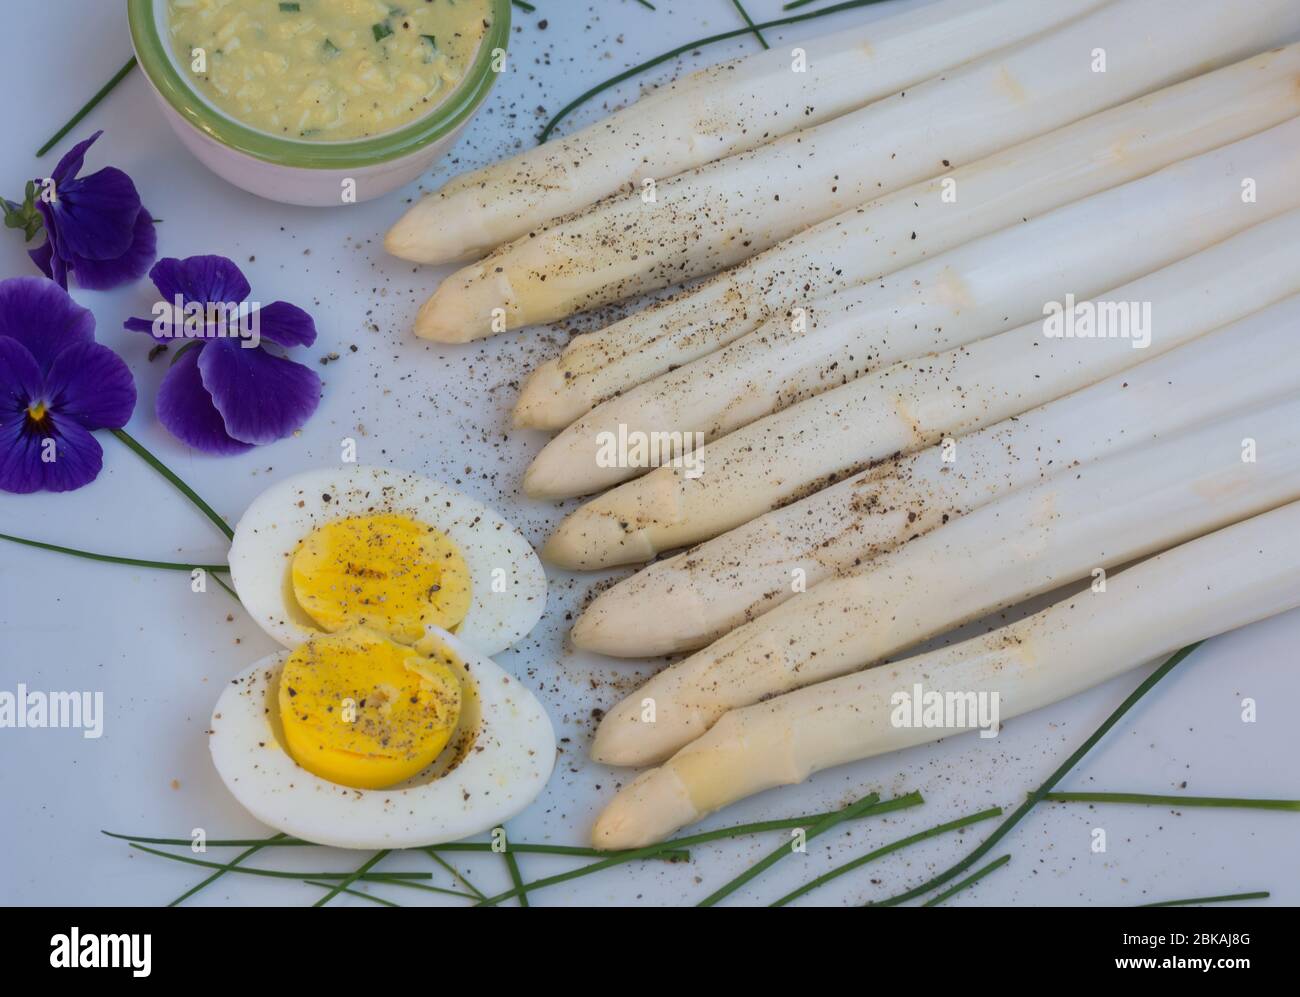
left=278, top=629, right=463, bottom=790
left=291, top=513, right=473, bottom=643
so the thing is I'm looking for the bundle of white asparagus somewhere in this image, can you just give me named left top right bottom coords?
left=384, top=0, right=1300, bottom=847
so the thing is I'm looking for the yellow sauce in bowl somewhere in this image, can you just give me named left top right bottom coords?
left=167, top=0, right=491, bottom=141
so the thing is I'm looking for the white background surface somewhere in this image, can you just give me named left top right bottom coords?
left=1, top=0, right=1297, bottom=908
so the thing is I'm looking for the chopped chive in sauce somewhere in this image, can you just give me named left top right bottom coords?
left=421, top=34, right=438, bottom=49
left=372, top=22, right=394, bottom=42
left=278, top=2, right=301, bottom=11
left=322, top=38, right=340, bottom=56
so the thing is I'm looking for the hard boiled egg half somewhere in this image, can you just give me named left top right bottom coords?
left=228, top=466, right=546, bottom=657
left=211, top=625, right=556, bottom=849
left=211, top=466, right=555, bottom=848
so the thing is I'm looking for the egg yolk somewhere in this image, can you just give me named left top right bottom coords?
left=278, top=628, right=463, bottom=790
left=291, top=513, right=473, bottom=643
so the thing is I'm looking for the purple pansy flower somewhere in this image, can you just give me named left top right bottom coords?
left=0, top=277, right=136, bottom=493
left=27, top=131, right=156, bottom=291
left=126, top=256, right=321, bottom=455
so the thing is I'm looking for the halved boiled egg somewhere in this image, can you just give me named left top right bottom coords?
left=210, top=626, right=556, bottom=849
left=229, top=466, right=547, bottom=657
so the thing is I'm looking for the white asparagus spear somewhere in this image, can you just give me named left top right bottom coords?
left=385, top=0, right=1109, bottom=265
left=515, top=44, right=1300, bottom=430
left=573, top=295, right=1300, bottom=657
left=417, top=0, right=1300, bottom=342
left=591, top=396, right=1300, bottom=766
left=543, top=210, right=1300, bottom=570
left=524, top=118, right=1300, bottom=499
left=591, top=501, right=1300, bottom=848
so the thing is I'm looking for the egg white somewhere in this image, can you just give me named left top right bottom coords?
left=209, top=627, right=557, bottom=850
left=228, top=466, right=546, bottom=657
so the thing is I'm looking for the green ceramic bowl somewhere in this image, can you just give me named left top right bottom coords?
left=127, top=0, right=511, bottom=205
